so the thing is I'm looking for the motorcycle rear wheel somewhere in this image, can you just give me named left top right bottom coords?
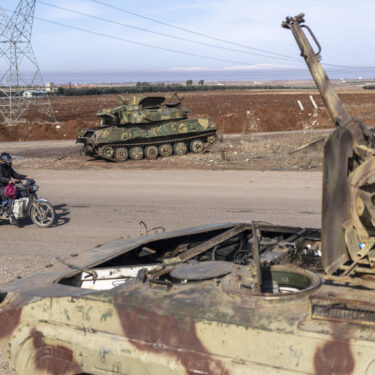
left=30, top=201, right=55, bottom=228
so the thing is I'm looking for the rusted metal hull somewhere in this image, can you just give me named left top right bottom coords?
left=0, top=223, right=374, bottom=374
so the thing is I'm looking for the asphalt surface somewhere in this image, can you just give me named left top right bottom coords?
left=1, top=168, right=321, bottom=270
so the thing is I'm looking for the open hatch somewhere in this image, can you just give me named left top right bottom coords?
left=58, top=223, right=322, bottom=296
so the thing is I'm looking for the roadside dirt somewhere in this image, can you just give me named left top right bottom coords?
left=2, top=89, right=375, bottom=141
left=7, top=131, right=327, bottom=172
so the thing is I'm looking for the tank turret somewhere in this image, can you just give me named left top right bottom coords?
left=97, top=95, right=189, bottom=126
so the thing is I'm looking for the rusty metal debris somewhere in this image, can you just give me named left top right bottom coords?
left=170, top=261, right=234, bottom=281
left=284, top=13, right=375, bottom=277
left=288, top=135, right=326, bottom=155
left=55, top=256, right=98, bottom=279
left=138, top=220, right=166, bottom=236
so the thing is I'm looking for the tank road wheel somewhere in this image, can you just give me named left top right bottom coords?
left=129, top=146, right=144, bottom=160
left=145, top=145, right=159, bottom=160
left=159, top=144, right=173, bottom=157
left=99, top=145, right=114, bottom=159
left=114, top=147, right=128, bottom=162
left=207, top=134, right=217, bottom=144
left=190, top=139, right=205, bottom=153
left=173, top=142, right=188, bottom=156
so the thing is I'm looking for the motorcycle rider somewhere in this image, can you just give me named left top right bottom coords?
left=0, top=152, right=30, bottom=223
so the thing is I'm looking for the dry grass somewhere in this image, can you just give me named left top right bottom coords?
left=11, top=131, right=328, bottom=172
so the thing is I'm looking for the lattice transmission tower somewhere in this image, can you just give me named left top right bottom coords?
left=0, top=1, right=55, bottom=126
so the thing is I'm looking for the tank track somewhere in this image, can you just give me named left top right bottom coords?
left=87, top=131, right=217, bottom=161
left=99, top=131, right=216, bottom=149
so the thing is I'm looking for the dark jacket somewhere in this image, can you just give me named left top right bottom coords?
left=0, top=164, right=26, bottom=186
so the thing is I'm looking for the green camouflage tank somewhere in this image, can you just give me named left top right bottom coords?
left=76, top=94, right=217, bottom=161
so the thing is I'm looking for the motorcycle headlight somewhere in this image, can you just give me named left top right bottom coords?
left=32, top=185, right=38, bottom=192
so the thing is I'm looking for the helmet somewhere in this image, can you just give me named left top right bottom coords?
left=0, top=152, right=12, bottom=166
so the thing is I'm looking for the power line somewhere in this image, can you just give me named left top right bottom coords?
left=84, top=0, right=372, bottom=71
left=36, top=1, right=302, bottom=63
left=85, top=0, right=299, bottom=61
left=0, top=1, right=55, bottom=125
left=29, top=14, right=280, bottom=67
left=5, top=4, right=373, bottom=74
left=28, top=11, right=375, bottom=73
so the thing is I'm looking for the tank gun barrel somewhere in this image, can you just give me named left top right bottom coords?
left=282, top=14, right=367, bottom=144
left=283, top=14, right=375, bottom=276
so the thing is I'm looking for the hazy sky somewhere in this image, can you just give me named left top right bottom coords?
left=3, top=0, right=375, bottom=78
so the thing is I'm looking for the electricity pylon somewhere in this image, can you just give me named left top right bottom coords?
left=0, top=1, right=55, bottom=126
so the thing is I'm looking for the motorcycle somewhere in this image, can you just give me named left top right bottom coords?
left=0, top=179, right=55, bottom=227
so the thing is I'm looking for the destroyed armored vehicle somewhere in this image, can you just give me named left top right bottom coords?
left=76, top=94, right=217, bottom=161
left=0, top=223, right=327, bottom=375
left=2, top=14, right=375, bottom=375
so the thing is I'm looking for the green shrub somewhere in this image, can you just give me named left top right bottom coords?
left=56, top=84, right=309, bottom=96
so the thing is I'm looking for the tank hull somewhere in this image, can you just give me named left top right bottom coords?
left=77, top=118, right=217, bottom=161
left=2, top=223, right=375, bottom=375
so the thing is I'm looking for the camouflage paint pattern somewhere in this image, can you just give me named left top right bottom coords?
left=92, top=118, right=211, bottom=145
left=0, top=223, right=375, bottom=375
left=76, top=95, right=217, bottom=161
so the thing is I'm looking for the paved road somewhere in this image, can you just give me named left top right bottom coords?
left=0, top=139, right=80, bottom=151
left=1, top=169, right=321, bottom=267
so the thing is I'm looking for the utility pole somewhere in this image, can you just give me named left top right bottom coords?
left=0, top=1, right=55, bottom=126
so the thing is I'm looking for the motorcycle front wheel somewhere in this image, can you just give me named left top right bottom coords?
left=30, top=201, right=56, bottom=228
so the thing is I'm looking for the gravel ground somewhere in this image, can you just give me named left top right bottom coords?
left=6, top=131, right=327, bottom=172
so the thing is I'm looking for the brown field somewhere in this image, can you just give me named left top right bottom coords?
left=2, top=89, right=375, bottom=141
